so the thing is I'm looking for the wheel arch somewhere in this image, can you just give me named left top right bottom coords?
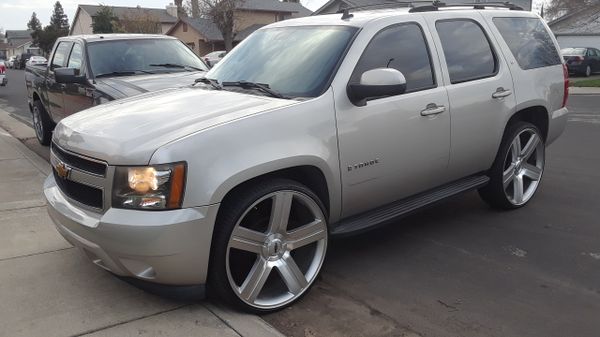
left=215, top=163, right=333, bottom=222
left=505, top=105, right=549, bottom=142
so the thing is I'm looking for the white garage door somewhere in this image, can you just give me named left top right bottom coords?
left=556, top=35, right=600, bottom=50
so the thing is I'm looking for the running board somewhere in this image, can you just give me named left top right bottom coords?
left=331, top=175, right=490, bottom=236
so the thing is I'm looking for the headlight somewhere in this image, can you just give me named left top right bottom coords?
left=112, top=162, right=186, bottom=210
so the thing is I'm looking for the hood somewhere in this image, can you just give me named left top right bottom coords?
left=53, top=87, right=296, bottom=165
left=95, top=71, right=205, bottom=98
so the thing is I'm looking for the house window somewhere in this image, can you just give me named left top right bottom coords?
left=183, top=23, right=188, bottom=32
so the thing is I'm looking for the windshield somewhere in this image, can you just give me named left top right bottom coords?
left=88, top=38, right=208, bottom=77
left=561, top=48, right=586, bottom=56
left=207, top=25, right=358, bottom=98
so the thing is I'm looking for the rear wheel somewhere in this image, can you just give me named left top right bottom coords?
left=209, top=179, right=328, bottom=313
left=585, top=65, right=592, bottom=77
left=32, top=100, right=54, bottom=146
left=479, top=122, right=545, bottom=209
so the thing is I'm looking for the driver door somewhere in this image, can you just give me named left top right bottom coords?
left=336, top=19, right=451, bottom=217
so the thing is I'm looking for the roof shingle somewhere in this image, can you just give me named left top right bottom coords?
left=79, top=4, right=178, bottom=23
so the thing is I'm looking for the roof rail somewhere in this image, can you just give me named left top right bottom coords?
left=336, top=0, right=439, bottom=17
left=409, top=1, right=523, bottom=12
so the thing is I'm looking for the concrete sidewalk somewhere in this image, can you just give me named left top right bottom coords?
left=0, top=112, right=284, bottom=337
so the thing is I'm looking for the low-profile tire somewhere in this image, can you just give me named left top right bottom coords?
left=32, top=100, right=54, bottom=146
left=208, top=178, right=328, bottom=314
left=479, top=121, right=545, bottom=210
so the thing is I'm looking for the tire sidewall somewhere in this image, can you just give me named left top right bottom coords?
left=208, top=178, right=328, bottom=314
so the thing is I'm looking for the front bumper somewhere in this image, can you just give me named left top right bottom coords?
left=44, top=174, right=220, bottom=285
left=0, top=75, right=6, bottom=86
left=547, top=107, right=569, bottom=146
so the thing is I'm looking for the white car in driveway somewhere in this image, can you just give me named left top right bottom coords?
left=26, top=56, right=48, bottom=66
left=203, top=50, right=226, bottom=67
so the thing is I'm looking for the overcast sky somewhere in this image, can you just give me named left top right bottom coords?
left=0, top=0, right=545, bottom=31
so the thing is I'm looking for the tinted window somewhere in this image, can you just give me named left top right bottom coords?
left=87, top=39, right=208, bottom=77
left=51, top=42, right=72, bottom=70
left=208, top=26, right=358, bottom=98
left=494, top=17, right=561, bottom=70
left=350, top=23, right=435, bottom=92
left=67, top=43, right=83, bottom=74
left=436, top=20, right=496, bottom=83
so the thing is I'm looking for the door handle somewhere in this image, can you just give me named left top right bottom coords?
left=420, top=104, right=446, bottom=116
left=492, top=87, right=512, bottom=99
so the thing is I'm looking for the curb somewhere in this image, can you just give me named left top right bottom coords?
left=206, top=303, right=286, bottom=337
left=0, top=110, right=50, bottom=175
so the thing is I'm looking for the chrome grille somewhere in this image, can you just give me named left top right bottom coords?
left=50, top=143, right=111, bottom=212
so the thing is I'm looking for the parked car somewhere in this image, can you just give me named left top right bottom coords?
left=561, top=47, right=600, bottom=77
left=26, top=34, right=209, bottom=145
left=6, top=56, right=16, bottom=68
left=26, top=55, right=48, bottom=66
left=0, top=61, right=6, bottom=86
left=203, top=50, right=226, bottom=67
left=18, top=53, right=33, bottom=69
left=45, top=5, right=568, bottom=313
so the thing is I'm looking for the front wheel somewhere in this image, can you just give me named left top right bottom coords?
left=585, top=65, right=592, bottom=77
left=479, top=122, right=545, bottom=209
left=209, top=179, right=328, bottom=313
left=32, top=100, right=54, bottom=146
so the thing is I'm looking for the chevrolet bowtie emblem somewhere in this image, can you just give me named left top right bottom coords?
left=55, top=161, right=71, bottom=179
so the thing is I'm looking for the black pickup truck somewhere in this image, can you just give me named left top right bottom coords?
left=25, top=34, right=208, bottom=145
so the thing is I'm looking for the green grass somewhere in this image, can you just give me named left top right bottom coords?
left=570, top=79, right=600, bottom=87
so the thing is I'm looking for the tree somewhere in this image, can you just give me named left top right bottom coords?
left=92, top=5, right=117, bottom=33
left=196, top=0, right=243, bottom=51
left=27, top=12, right=43, bottom=47
left=37, top=2, right=70, bottom=55
left=545, top=0, right=591, bottom=21
left=113, top=12, right=161, bottom=34
left=49, top=1, right=70, bottom=33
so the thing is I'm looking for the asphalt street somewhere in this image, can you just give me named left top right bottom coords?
left=1, top=68, right=599, bottom=336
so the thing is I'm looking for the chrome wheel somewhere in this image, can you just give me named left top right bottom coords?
left=225, top=190, right=327, bottom=310
left=32, top=105, right=44, bottom=141
left=502, top=128, right=544, bottom=205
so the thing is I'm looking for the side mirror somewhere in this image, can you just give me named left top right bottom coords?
left=55, top=68, right=86, bottom=84
left=348, top=68, right=407, bottom=106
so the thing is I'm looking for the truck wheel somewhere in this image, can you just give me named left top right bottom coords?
left=209, top=179, right=328, bottom=313
left=32, top=100, right=54, bottom=146
left=479, top=121, right=545, bottom=209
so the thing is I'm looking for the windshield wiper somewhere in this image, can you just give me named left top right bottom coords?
left=221, top=81, right=286, bottom=99
left=95, top=70, right=154, bottom=78
left=195, top=77, right=222, bottom=90
left=149, top=63, right=204, bottom=72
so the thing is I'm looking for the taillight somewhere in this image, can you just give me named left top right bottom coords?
left=562, top=63, right=569, bottom=108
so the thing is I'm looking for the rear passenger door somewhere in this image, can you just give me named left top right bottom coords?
left=424, top=12, right=516, bottom=180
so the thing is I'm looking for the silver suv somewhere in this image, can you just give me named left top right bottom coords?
left=44, top=4, right=568, bottom=313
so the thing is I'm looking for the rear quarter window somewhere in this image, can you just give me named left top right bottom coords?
left=493, top=17, right=561, bottom=70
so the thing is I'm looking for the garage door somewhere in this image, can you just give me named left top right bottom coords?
left=556, top=35, right=600, bottom=50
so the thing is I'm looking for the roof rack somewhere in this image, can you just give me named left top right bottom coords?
left=409, top=1, right=523, bottom=12
left=335, top=0, right=522, bottom=19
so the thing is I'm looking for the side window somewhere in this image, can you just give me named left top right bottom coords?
left=67, top=43, right=83, bottom=74
left=350, top=23, right=435, bottom=93
left=493, top=17, right=561, bottom=70
left=51, top=42, right=73, bottom=70
left=436, top=20, right=497, bottom=84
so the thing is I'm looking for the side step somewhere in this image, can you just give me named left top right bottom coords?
left=331, top=175, right=490, bottom=236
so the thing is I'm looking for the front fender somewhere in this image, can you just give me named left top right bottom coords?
left=150, top=89, right=342, bottom=223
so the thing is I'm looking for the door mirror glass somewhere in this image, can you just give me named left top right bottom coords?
left=348, top=68, right=407, bottom=106
left=55, top=67, right=86, bottom=84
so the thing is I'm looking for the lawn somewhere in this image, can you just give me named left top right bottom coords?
left=570, top=79, right=600, bottom=87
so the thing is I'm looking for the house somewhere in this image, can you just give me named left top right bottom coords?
left=167, top=0, right=311, bottom=56
left=314, top=0, right=532, bottom=15
left=70, top=4, right=180, bottom=35
left=4, top=30, right=41, bottom=58
left=548, top=5, right=600, bottom=50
